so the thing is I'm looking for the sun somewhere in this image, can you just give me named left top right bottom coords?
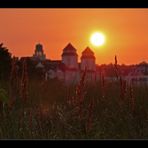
left=90, top=32, right=105, bottom=46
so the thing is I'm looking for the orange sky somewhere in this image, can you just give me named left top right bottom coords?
left=0, top=8, right=148, bottom=65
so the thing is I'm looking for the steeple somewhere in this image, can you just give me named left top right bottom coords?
left=35, top=43, right=43, bottom=53
left=81, top=46, right=95, bottom=60
left=33, top=43, right=46, bottom=61
left=81, top=46, right=96, bottom=71
left=61, top=43, right=78, bottom=69
left=62, top=43, right=78, bottom=57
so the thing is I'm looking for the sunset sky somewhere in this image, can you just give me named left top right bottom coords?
left=0, top=8, right=148, bottom=65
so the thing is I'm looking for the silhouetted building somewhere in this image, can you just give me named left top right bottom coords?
left=61, top=43, right=79, bottom=83
left=45, top=43, right=97, bottom=84
left=21, top=42, right=148, bottom=85
left=33, top=43, right=46, bottom=61
left=125, top=62, right=148, bottom=85
left=80, top=47, right=96, bottom=82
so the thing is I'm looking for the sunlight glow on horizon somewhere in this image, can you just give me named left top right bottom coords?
left=0, top=9, right=148, bottom=65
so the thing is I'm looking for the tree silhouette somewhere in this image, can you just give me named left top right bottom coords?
left=0, top=43, right=12, bottom=80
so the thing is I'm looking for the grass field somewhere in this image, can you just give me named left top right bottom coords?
left=0, top=74, right=148, bottom=139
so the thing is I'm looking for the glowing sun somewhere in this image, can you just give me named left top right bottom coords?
left=90, top=32, right=105, bottom=46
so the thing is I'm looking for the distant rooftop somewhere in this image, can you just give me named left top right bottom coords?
left=63, top=43, right=76, bottom=52
left=81, top=47, right=95, bottom=59
left=62, top=43, right=78, bottom=57
left=35, top=43, right=43, bottom=52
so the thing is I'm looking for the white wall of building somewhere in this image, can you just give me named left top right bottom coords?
left=62, top=56, right=78, bottom=69
left=81, top=58, right=96, bottom=71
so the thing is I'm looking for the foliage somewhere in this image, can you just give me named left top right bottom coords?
left=0, top=88, right=8, bottom=103
left=0, top=78, right=148, bottom=139
left=0, top=53, right=148, bottom=139
left=0, top=43, right=12, bottom=80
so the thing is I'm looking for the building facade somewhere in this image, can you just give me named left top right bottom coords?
left=42, top=43, right=98, bottom=84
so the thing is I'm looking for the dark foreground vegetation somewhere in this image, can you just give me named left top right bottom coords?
left=0, top=75, right=148, bottom=139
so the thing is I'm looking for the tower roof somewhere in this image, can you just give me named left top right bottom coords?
left=62, top=43, right=78, bottom=57
left=81, top=47, right=95, bottom=59
left=63, top=43, right=76, bottom=52
left=82, top=46, right=94, bottom=54
left=35, top=43, right=43, bottom=52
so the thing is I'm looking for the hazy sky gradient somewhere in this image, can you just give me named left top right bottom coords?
left=0, top=8, right=148, bottom=64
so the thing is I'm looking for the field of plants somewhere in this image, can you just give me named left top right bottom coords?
left=0, top=60, right=148, bottom=140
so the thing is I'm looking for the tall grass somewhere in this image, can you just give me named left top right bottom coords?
left=0, top=58, right=148, bottom=139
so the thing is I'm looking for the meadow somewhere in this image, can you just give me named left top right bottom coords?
left=0, top=66, right=148, bottom=140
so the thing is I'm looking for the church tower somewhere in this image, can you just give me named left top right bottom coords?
left=61, top=43, right=78, bottom=69
left=81, top=47, right=96, bottom=71
left=33, top=43, right=46, bottom=61
left=81, top=47, right=96, bottom=82
left=61, top=43, right=79, bottom=84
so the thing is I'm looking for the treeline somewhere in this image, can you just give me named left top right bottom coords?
left=0, top=43, right=45, bottom=81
